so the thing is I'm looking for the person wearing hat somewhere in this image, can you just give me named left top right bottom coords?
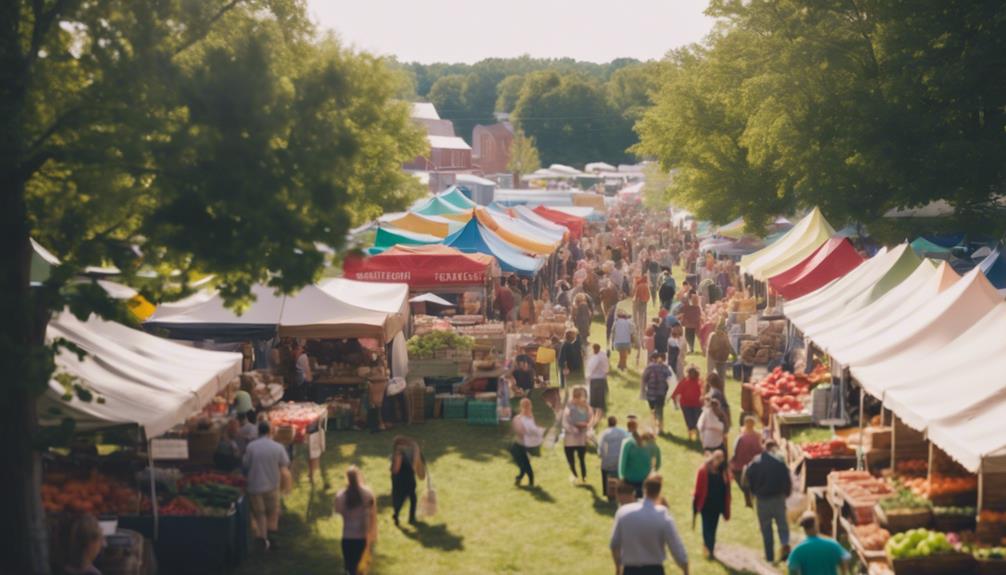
left=611, top=310, right=635, bottom=371
left=557, top=328, right=583, bottom=389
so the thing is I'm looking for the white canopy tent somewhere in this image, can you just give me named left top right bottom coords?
left=40, top=312, right=241, bottom=438
left=811, top=262, right=958, bottom=354
left=852, top=303, right=1006, bottom=473
left=784, top=246, right=902, bottom=333
left=793, top=245, right=923, bottom=340
left=838, top=268, right=1003, bottom=370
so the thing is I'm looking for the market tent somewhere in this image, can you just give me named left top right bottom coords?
left=343, top=245, right=498, bottom=290
left=442, top=219, right=544, bottom=276
left=145, top=283, right=284, bottom=341
left=473, top=208, right=560, bottom=255
left=910, top=236, right=954, bottom=257
left=836, top=268, right=1002, bottom=368
left=784, top=247, right=890, bottom=329
left=483, top=205, right=565, bottom=245
left=379, top=211, right=457, bottom=238
left=280, top=281, right=408, bottom=342
left=371, top=226, right=441, bottom=253
left=925, top=233, right=966, bottom=248
left=716, top=236, right=765, bottom=257
left=410, top=293, right=453, bottom=306
left=768, top=237, right=864, bottom=300
left=510, top=205, right=569, bottom=239
left=812, top=260, right=955, bottom=355
left=41, top=312, right=241, bottom=438
left=414, top=196, right=469, bottom=218
left=740, top=207, right=835, bottom=280
left=793, top=244, right=922, bottom=339
left=533, top=205, right=584, bottom=239
left=977, top=244, right=1006, bottom=293
left=551, top=205, right=602, bottom=222
left=716, top=217, right=746, bottom=239
left=438, top=186, right=477, bottom=209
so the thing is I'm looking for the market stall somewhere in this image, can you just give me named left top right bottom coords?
left=768, top=237, right=864, bottom=300
left=367, top=226, right=441, bottom=254
left=40, top=312, right=248, bottom=574
left=740, top=207, right=835, bottom=281
left=442, top=218, right=546, bottom=277
left=532, top=205, right=585, bottom=239
left=378, top=211, right=459, bottom=238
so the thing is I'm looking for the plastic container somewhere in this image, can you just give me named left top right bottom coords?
left=443, top=397, right=467, bottom=420
left=466, top=401, right=498, bottom=426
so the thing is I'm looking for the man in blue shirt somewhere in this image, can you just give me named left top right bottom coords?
left=787, top=512, right=851, bottom=575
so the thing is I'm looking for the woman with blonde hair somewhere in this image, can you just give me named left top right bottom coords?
left=562, top=387, right=593, bottom=484
left=63, top=514, right=104, bottom=575
left=510, top=398, right=543, bottom=486
left=335, top=466, right=376, bottom=575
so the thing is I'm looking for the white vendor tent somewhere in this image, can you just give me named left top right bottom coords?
left=811, top=261, right=956, bottom=354
left=838, top=268, right=1002, bottom=369
left=40, top=312, right=242, bottom=438
left=740, top=207, right=835, bottom=281
left=146, top=280, right=410, bottom=343
left=794, top=245, right=923, bottom=340
left=853, top=303, right=1006, bottom=472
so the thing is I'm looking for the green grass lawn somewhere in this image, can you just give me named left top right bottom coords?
left=234, top=300, right=768, bottom=575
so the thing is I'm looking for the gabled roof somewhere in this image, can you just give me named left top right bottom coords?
left=427, top=135, right=471, bottom=151
left=411, top=102, right=440, bottom=120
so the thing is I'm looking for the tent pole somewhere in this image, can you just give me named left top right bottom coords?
left=148, top=439, right=159, bottom=541
left=978, top=464, right=985, bottom=513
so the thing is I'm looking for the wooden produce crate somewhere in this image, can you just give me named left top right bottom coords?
left=876, top=504, right=933, bottom=533
left=409, top=359, right=460, bottom=378
left=841, top=517, right=888, bottom=563
left=976, top=558, right=1006, bottom=575
left=798, top=455, right=858, bottom=491
left=890, top=552, right=975, bottom=575
left=864, top=426, right=892, bottom=451
left=932, top=512, right=976, bottom=533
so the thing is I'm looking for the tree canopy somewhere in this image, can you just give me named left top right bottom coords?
left=2, top=1, right=424, bottom=572
left=636, top=0, right=1006, bottom=232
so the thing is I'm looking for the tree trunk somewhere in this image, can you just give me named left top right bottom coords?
left=1, top=26, right=51, bottom=569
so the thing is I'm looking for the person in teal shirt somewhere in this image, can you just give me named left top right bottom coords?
left=788, top=512, right=851, bottom=575
left=618, top=418, right=661, bottom=498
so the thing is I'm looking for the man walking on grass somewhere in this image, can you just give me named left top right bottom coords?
left=610, top=474, right=690, bottom=575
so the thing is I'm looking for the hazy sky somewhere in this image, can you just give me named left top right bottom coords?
left=307, top=0, right=716, bottom=64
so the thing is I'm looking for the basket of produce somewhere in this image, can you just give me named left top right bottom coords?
left=977, top=512, right=1006, bottom=545
left=974, top=548, right=1006, bottom=575
left=407, top=331, right=475, bottom=360
left=849, top=522, right=891, bottom=560
left=797, top=439, right=858, bottom=489
left=932, top=506, right=977, bottom=533
left=877, top=489, right=933, bottom=533
left=886, top=529, right=975, bottom=574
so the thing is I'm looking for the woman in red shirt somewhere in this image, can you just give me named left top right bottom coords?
left=671, top=365, right=704, bottom=442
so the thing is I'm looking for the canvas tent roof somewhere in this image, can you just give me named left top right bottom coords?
left=769, top=237, right=864, bottom=300
left=911, top=237, right=954, bottom=256
left=414, top=195, right=470, bottom=218
left=533, top=205, right=584, bottom=239
left=473, top=208, right=559, bottom=255
left=852, top=303, right=1006, bottom=472
left=740, top=208, right=835, bottom=280
left=438, top=186, right=477, bottom=209
left=811, top=261, right=957, bottom=355
left=790, top=244, right=922, bottom=340
left=40, top=312, right=241, bottom=438
left=977, top=244, right=1006, bottom=292
left=510, top=205, right=569, bottom=238
left=379, top=211, right=458, bottom=238
left=551, top=205, right=601, bottom=221
left=485, top=205, right=566, bottom=244
left=371, top=226, right=441, bottom=254
left=146, top=281, right=409, bottom=342
left=716, top=217, right=746, bottom=239
left=784, top=247, right=890, bottom=330
left=343, top=245, right=498, bottom=290
left=836, top=268, right=1002, bottom=369
left=442, top=219, right=544, bottom=276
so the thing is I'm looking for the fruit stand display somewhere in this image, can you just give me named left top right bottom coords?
left=885, top=529, right=976, bottom=574
left=828, top=470, right=895, bottom=525
left=739, top=319, right=787, bottom=367
left=876, top=487, right=934, bottom=533
left=407, top=330, right=476, bottom=377
left=794, top=437, right=858, bottom=490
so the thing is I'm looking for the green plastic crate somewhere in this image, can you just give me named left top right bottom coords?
left=443, top=397, right=467, bottom=419
left=466, top=400, right=498, bottom=425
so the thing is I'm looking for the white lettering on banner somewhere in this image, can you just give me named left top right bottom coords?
left=150, top=438, right=189, bottom=460
left=432, top=272, right=484, bottom=283
left=352, top=271, right=412, bottom=281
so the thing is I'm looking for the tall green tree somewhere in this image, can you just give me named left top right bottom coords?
left=495, top=74, right=525, bottom=113
left=506, top=129, right=541, bottom=187
left=2, top=2, right=424, bottom=573
left=512, top=71, right=627, bottom=166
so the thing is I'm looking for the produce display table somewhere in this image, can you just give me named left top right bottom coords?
left=793, top=452, right=857, bottom=491
left=118, top=496, right=249, bottom=573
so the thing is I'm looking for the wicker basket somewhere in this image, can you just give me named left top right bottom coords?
left=876, top=504, right=933, bottom=533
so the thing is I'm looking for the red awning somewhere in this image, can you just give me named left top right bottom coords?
left=532, top=205, right=584, bottom=239
left=768, top=236, right=864, bottom=299
left=343, top=245, right=498, bottom=289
